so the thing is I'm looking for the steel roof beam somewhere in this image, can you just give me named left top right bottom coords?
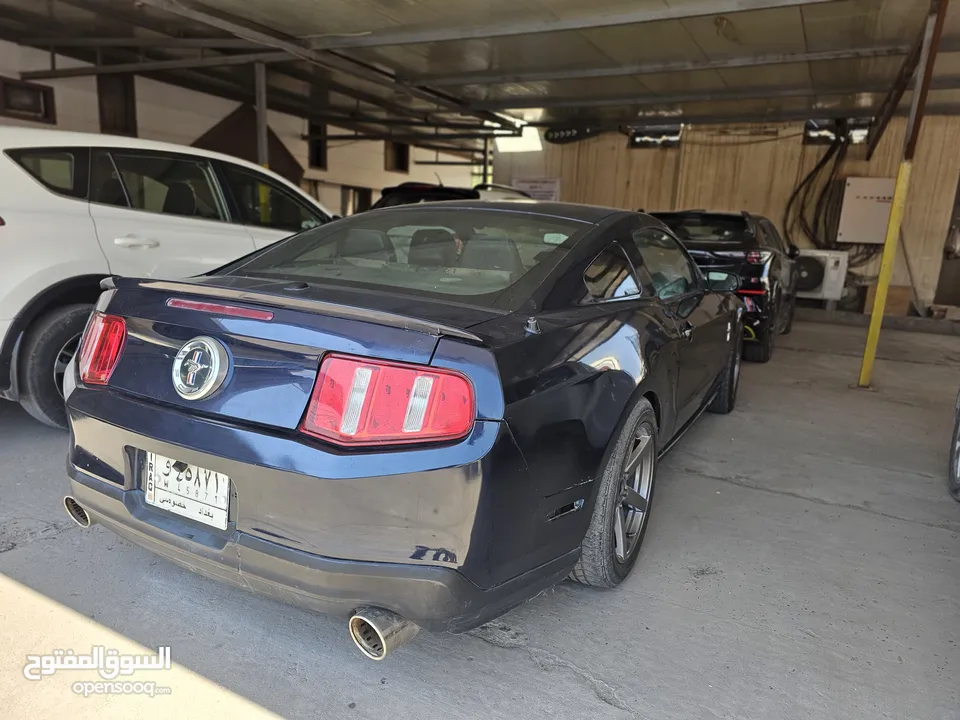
left=303, top=0, right=839, bottom=49
left=404, top=45, right=916, bottom=87
left=19, top=36, right=263, bottom=49
left=470, top=75, right=960, bottom=111
left=527, top=102, right=960, bottom=130
left=136, top=0, right=511, bottom=127
left=21, top=50, right=292, bottom=79
left=47, top=0, right=494, bottom=129
left=327, top=131, right=516, bottom=142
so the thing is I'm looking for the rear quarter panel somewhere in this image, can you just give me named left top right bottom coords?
left=472, top=301, right=678, bottom=585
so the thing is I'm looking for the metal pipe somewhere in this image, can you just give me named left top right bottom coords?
left=482, top=137, right=490, bottom=185
left=348, top=608, right=420, bottom=660
left=63, top=496, right=93, bottom=528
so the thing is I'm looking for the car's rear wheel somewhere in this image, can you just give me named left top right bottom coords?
left=743, top=324, right=774, bottom=363
left=781, top=297, right=796, bottom=335
left=709, top=326, right=742, bottom=414
left=19, top=304, right=92, bottom=429
left=570, top=398, right=657, bottom=588
left=949, top=396, right=960, bottom=502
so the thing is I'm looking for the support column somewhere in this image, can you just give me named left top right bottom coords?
left=858, top=0, right=947, bottom=388
left=254, top=61, right=269, bottom=168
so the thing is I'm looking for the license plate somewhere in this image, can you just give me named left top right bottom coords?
left=143, top=452, right=230, bottom=530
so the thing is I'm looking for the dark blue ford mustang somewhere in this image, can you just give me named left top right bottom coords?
left=64, top=201, right=744, bottom=658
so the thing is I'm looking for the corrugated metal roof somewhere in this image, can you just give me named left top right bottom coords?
left=0, top=0, right=955, bottom=148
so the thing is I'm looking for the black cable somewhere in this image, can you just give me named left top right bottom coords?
left=783, top=130, right=842, bottom=249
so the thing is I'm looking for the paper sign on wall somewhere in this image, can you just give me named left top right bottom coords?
left=513, top=178, right=561, bottom=201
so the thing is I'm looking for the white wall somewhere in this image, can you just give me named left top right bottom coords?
left=0, top=40, right=475, bottom=208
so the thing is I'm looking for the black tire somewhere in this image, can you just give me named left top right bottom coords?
left=709, top=327, right=742, bottom=414
left=570, top=398, right=657, bottom=588
left=949, top=395, right=960, bottom=502
left=743, top=325, right=774, bottom=363
left=18, top=304, right=92, bottom=429
left=781, top=297, right=796, bottom=335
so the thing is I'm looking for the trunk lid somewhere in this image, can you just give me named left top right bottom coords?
left=102, top=276, right=493, bottom=430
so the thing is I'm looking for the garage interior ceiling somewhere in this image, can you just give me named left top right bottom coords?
left=2, top=0, right=959, bottom=153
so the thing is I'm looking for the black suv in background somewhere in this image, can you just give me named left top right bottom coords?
left=651, top=211, right=799, bottom=363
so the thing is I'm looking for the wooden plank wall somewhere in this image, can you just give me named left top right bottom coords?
left=494, top=116, right=960, bottom=307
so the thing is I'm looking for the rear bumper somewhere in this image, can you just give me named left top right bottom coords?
left=68, top=467, right=577, bottom=632
left=65, top=386, right=579, bottom=631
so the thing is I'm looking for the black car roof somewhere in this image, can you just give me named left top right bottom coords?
left=374, top=199, right=628, bottom=224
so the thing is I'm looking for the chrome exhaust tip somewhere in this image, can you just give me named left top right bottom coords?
left=348, top=607, right=420, bottom=660
left=63, top=496, right=92, bottom=528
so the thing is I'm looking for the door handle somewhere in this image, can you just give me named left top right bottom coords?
left=679, top=321, right=694, bottom=340
left=114, top=235, right=159, bottom=249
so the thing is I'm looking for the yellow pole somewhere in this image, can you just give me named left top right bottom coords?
left=857, top=160, right=912, bottom=388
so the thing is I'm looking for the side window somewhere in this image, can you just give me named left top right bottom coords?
left=222, top=165, right=325, bottom=233
left=582, top=244, right=640, bottom=301
left=631, top=227, right=698, bottom=301
left=7, top=147, right=89, bottom=199
left=108, top=152, right=226, bottom=221
left=90, top=150, right=129, bottom=207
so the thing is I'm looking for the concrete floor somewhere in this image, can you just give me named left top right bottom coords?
left=1, top=321, right=958, bottom=719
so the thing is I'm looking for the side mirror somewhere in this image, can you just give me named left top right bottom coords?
left=706, top=270, right=740, bottom=293
left=787, top=244, right=801, bottom=259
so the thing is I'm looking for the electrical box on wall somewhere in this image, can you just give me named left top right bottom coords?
left=836, top=177, right=895, bottom=245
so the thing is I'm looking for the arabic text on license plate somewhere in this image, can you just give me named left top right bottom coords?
left=143, top=452, right=230, bottom=530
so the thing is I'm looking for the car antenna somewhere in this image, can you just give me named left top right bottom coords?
left=434, top=173, right=443, bottom=186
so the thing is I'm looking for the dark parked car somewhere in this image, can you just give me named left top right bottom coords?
left=371, top=182, right=530, bottom=210
left=63, top=202, right=743, bottom=659
left=651, top=210, right=799, bottom=363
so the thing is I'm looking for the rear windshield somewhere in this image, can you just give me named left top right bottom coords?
left=655, top=214, right=757, bottom=248
left=221, top=207, right=588, bottom=306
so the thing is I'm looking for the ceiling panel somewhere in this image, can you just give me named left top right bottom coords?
left=680, top=6, right=808, bottom=56
left=808, top=55, right=906, bottom=91
left=716, top=62, right=813, bottom=89
left=636, top=69, right=729, bottom=94
left=800, top=0, right=920, bottom=51
left=577, top=19, right=706, bottom=65
left=351, top=30, right=614, bottom=76
left=459, top=76, right=648, bottom=103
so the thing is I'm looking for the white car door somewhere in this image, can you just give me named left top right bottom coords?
left=217, top=162, right=328, bottom=250
left=88, top=149, right=257, bottom=280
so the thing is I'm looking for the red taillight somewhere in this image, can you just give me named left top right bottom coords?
left=300, top=353, right=475, bottom=447
left=166, top=298, right=274, bottom=321
left=78, top=313, right=126, bottom=385
left=745, top=251, right=764, bottom=264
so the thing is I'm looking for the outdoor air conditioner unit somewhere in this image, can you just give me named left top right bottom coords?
left=795, top=249, right=849, bottom=301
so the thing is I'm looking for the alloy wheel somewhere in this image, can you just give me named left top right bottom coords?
left=614, top=424, right=655, bottom=562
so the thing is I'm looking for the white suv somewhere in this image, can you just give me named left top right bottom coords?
left=0, top=127, right=333, bottom=428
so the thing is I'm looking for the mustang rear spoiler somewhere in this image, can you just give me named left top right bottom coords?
left=101, top=277, right=484, bottom=343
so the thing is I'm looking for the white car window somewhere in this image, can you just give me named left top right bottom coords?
left=222, top=164, right=325, bottom=233
left=105, top=152, right=227, bottom=221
